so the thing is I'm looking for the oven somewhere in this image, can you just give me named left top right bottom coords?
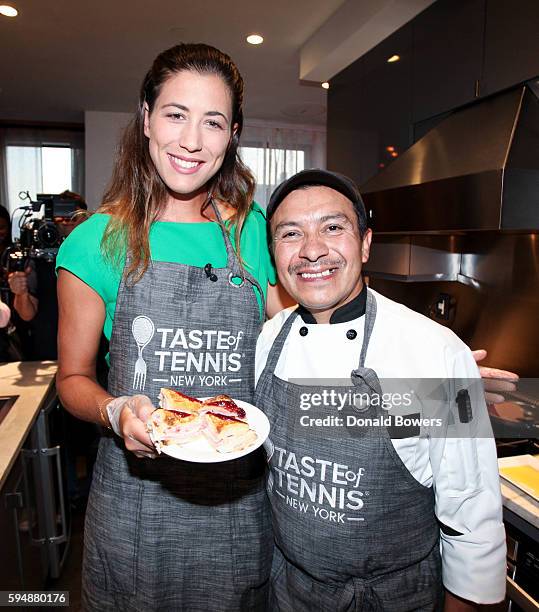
left=495, top=438, right=539, bottom=612
left=504, top=507, right=539, bottom=612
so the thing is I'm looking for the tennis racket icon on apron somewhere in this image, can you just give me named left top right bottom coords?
left=131, top=315, right=155, bottom=391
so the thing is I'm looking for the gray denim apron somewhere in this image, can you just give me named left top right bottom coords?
left=82, top=204, right=272, bottom=612
left=254, top=291, right=442, bottom=612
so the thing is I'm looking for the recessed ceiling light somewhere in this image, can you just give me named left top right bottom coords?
left=387, top=55, right=400, bottom=63
left=321, top=82, right=329, bottom=90
left=0, top=5, right=18, bottom=17
left=246, top=34, right=264, bottom=45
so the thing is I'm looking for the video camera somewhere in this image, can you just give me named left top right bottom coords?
left=4, top=192, right=82, bottom=272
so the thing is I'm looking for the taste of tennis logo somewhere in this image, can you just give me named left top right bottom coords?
left=131, top=315, right=245, bottom=391
left=269, top=446, right=368, bottom=525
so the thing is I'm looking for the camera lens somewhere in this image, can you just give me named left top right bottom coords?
left=37, top=222, right=60, bottom=248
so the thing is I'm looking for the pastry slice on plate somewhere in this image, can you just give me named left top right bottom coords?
left=158, top=388, right=204, bottom=414
left=202, top=394, right=247, bottom=419
left=149, top=388, right=258, bottom=455
left=149, top=408, right=203, bottom=451
left=202, top=412, right=258, bottom=453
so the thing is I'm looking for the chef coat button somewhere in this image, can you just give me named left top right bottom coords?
left=346, top=329, right=357, bottom=340
left=299, top=326, right=309, bottom=337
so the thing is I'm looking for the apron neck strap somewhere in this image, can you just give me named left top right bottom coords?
left=210, top=198, right=251, bottom=283
left=209, top=198, right=266, bottom=311
left=209, top=198, right=238, bottom=270
left=357, top=289, right=377, bottom=369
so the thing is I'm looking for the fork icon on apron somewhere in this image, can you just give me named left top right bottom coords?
left=131, top=315, right=155, bottom=391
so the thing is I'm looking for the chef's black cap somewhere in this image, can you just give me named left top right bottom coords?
left=266, top=169, right=368, bottom=234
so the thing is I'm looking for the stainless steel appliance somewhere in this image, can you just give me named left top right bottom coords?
left=361, top=83, right=539, bottom=379
left=504, top=507, right=539, bottom=612
left=361, top=85, right=539, bottom=233
left=499, top=441, right=539, bottom=611
left=358, top=83, right=539, bottom=610
left=0, top=388, right=69, bottom=589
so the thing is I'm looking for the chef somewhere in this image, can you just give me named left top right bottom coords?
left=254, top=169, right=506, bottom=611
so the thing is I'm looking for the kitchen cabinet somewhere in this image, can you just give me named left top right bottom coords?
left=0, top=388, right=67, bottom=590
left=482, top=0, right=539, bottom=96
left=327, top=24, right=413, bottom=186
left=358, top=24, right=413, bottom=184
left=411, top=0, right=485, bottom=123
left=327, top=58, right=364, bottom=186
left=0, top=449, right=44, bottom=590
left=326, top=0, right=539, bottom=187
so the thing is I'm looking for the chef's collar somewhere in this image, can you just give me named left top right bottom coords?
left=297, top=285, right=367, bottom=324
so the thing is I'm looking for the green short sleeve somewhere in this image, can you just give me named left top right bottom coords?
left=56, top=214, right=121, bottom=304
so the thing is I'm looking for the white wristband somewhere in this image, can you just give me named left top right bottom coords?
left=106, top=396, right=132, bottom=437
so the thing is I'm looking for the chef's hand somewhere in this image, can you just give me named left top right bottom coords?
left=472, top=349, right=519, bottom=404
left=107, top=395, right=157, bottom=459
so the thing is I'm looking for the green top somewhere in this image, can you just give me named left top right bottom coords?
left=56, top=204, right=276, bottom=341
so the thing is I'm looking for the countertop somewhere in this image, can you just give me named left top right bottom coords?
left=499, top=472, right=539, bottom=531
left=0, top=361, right=57, bottom=489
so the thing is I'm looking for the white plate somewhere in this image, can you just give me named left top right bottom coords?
left=498, top=454, right=539, bottom=502
left=150, top=398, right=270, bottom=463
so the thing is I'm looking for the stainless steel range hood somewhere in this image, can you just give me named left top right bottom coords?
left=360, top=85, right=539, bottom=379
left=361, top=85, right=539, bottom=232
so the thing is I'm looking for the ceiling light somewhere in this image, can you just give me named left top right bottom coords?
left=321, top=82, right=329, bottom=90
left=390, top=151, right=398, bottom=158
left=387, top=55, right=400, bottom=63
left=386, top=146, right=395, bottom=152
left=0, top=5, right=18, bottom=17
left=246, top=34, right=264, bottom=45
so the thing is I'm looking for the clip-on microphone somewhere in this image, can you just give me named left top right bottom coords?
left=204, top=263, right=218, bottom=282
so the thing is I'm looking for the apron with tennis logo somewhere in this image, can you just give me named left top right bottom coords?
left=82, top=204, right=272, bottom=612
left=255, top=291, right=442, bottom=611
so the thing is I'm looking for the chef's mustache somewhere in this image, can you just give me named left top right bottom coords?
left=289, top=258, right=344, bottom=275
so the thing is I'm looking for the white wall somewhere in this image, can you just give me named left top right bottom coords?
left=84, top=110, right=132, bottom=210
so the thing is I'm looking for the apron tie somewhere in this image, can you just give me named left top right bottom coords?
left=338, top=577, right=385, bottom=612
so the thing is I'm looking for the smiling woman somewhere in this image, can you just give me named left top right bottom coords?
left=143, top=71, right=234, bottom=208
left=55, top=44, right=275, bottom=611
left=97, top=44, right=257, bottom=283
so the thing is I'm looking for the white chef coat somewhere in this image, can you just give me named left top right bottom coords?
left=256, top=288, right=506, bottom=604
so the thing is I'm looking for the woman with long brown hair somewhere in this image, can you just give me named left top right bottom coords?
left=56, top=43, right=279, bottom=611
